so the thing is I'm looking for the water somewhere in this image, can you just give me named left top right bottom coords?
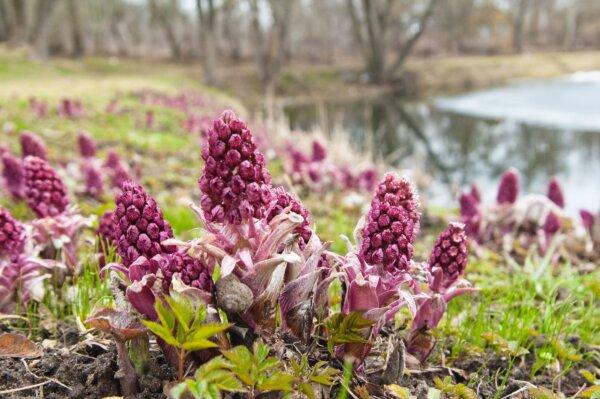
left=283, top=73, right=600, bottom=213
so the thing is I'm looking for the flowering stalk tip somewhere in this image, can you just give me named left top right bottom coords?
left=199, top=110, right=272, bottom=224
left=496, top=168, right=519, bottom=205
left=113, top=180, right=175, bottom=266
left=359, top=172, right=420, bottom=272
left=23, top=156, right=69, bottom=218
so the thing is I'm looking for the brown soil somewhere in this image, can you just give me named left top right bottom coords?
left=0, top=331, right=174, bottom=399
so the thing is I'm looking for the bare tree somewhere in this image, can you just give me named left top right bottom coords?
left=249, top=0, right=296, bottom=95
left=512, top=0, right=529, bottom=53
left=196, top=0, right=218, bottom=84
left=10, top=0, right=26, bottom=45
left=68, top=0, right=85, bottom=57
left=31, top=0, right=58, bottom=60
left=149, top=0, right=182, bottom=60
left=346, top=0, right=439, bottom=83
left=0, top=0, right=9, bottom=42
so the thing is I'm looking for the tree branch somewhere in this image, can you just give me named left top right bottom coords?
left=388, top=0, right=439, bottom=75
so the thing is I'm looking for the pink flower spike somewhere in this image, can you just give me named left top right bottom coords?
left=199, top=110, right=272, bottom=224
left=78, top=132, right=97, bottom=158
left=359, top=172, right=420, bottom=273
left=23, top=156, right=69, bottom=218
left=428, top=222, right=468, bottom=292
left=547, top=178, right=565, bottom=208
left=496, top=168, right=519, bottom=205
left=20, top=132, right=48, bottom=160
left=0, top=207, right=26, bottom=259
left=1, top=152, right=25, bottom=199
left=113, top=180, right=175, bottom=266
left=580, top=210, right=595, bottom=236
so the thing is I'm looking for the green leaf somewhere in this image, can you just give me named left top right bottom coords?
left=299, top=382, right=315, bottom=399
left=169, top=382, right=188, bottom=399
left=182, top=339, right=218, bottom=351
left=257, top=372, right=295, bottom=393
left=141, top=319, right=179, bottom=347
left=188, top=323, right=231, bottom=342
left=155, top=300, right=175, bottom=331
left=166, top=295, right=194, bottom=333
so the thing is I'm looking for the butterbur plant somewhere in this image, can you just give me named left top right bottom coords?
left=407, top=222, right=475, bottom=363
left=78, top=132, right=97, bottom=158
left=113, top=180, right=176, bottom=266
left=23, top=156, right=69, bottom=218
left=496, top=168, right=519, bottom=205
left=199, top=109, right=273, bottom=224
left=459, top=169, right=595, bottom=264
left=0, top=207, right=65, bottom=312
left=20, top=132, right=48, bottom=160
left=1, top=152, right=25, bottom=199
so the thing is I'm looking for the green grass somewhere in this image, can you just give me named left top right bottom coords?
left=441, top=250, right=599, bottom=394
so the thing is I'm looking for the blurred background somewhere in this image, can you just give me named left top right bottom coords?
left=1, top=0, right=599, bottom=211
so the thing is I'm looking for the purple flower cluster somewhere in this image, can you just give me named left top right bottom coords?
left=113, top=181, right=175, bottom=266
left=0, top=207, right=25, bottom=259
left=20, top=132, right=48, bottom=160
left=98, top=210, right=117, bottom=246
left=1, top=152, right=25, bottom=199
left=496, top=168, right=519, bottom=205
left=104, top=150, right=121, bottom=169
left=547, top=178, right=564, bottom=208
left=103, top=150, right=134, bottom=188
left=359, top=172, right=420, bottom=272
left=199, top=110, right=272, bottom=224
left=428, top=222, right=468, bottom=290
left=580, top=210, right=595, bottom=237
left=459, top=192, right=481, bottom=238
left=29, top=98, right=48, bottom=118
left=58, top=98, right=84, bottom=118
left=83, top=162, right=104, bottom=199
left=267, top=186, right=312, bottom=247
left=543, top=211, right=561, bottom=238
left=160, top=252, right=214, bottom=293
left=23, top=156, right=69, bottom=218
left=78, top=132, right=97, bottom=158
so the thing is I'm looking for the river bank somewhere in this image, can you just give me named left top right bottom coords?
left=218, top=50, right=600, bottom=107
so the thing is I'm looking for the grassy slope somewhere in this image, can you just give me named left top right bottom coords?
left=0, top=49, right=598, bottom=395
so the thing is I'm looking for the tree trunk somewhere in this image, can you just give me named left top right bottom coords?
left=31, top=0, right=58, bottom=60
left=196, top=0, right=217, bottom=84
left=512, top=0, right=529, bottom=53
left=388, top=0, right=439, bottom=77
left=10, top=0, right=26, bottom=45
left=0, top=0, right=8, bottom=42
left=68, top=0, right=85, bottom=57
left=149, top=0, right=182, bottom=61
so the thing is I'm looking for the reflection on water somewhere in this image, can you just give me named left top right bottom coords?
left=283, top=92, right=600, bottom=213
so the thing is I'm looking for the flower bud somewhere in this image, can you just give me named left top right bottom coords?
left=113, top=181, right=175, bottom=266
left=0, top=207, right=25, bottom=258
left=199, top=111, right=272, bottom=224
left=23, top=156, right=69, bottom=217
left=496, top=168, right=519, bottom=205
left=360, top=172, right=420, bottom=272
left=547, top=178, right=564, bottom=209
left=1, top=152, right=25, bottom=199
left=428, top=222, right=468, bottom=290
left=78, top=132, right=97, bottom=158
left=20, top=132, right=48, bottom=160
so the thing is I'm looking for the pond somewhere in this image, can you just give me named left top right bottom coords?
left=283, top=73, right=600, bottom=214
